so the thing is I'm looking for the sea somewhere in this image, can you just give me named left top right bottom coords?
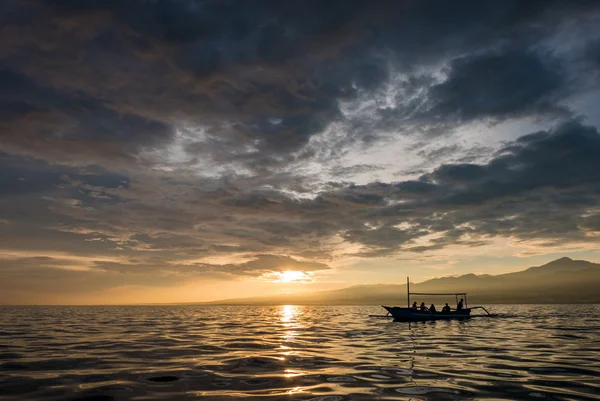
left=0, top=305, right=599, bottom=401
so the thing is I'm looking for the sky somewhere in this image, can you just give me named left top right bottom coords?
left=2, top=0, right=600, bottom=305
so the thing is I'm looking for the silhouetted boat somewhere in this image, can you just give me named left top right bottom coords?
left=381, top=277, right=491, bottom=321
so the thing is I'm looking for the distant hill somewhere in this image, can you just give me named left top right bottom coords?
left=210, top=257, right=600, bottom=304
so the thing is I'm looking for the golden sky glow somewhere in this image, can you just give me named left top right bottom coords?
left=1, top=1, right=600, bottom=305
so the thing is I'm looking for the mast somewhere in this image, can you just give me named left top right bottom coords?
left=407, top=276, right=410, bottom=307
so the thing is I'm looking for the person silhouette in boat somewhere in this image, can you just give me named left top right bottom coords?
left=429, top=304, right=437, bottom=313
left=411, top=301, right=418, bottom=309
left=457, top=298, right=464, bottom=311
left=442, top=303, right=451, bottom=313
left=419, top=302, right=427, bottom=311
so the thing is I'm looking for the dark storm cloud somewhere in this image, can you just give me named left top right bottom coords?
left=583, top=39, right=600, bottom=86
left=169, top=119, right=596, bottom=258
left=333, top=120, right=600, bottom=253
left=583, top=36, right=600, bottom=62
left=1, top=0, right=385, bottom=165
left=206, top=120, right=600, bottom=255
left=0, top=153, right=133, bottom=260
left=0, top=68, right=173, bottom=164
left=0, top=153, right=128, bottom=202
left=422, top=49, right=569, bottom=123
left=2, top=0, right=599, bottom=169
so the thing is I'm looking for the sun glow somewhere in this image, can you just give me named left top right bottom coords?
left=275, top=270, right=307, bottom=283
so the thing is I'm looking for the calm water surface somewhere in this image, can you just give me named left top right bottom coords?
left=0, top=305, right=599, bottom=401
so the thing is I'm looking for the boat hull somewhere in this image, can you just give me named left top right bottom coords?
left=383, top=306, right=471, bottom=321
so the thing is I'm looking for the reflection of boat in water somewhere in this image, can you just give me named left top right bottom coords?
left=382, top=277, right=492, bottom=322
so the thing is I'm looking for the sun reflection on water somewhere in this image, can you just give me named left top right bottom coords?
left=279, top=305, right=302, bottom=362
left=283, top=369, right=304, bottom=378
left=285, top=386, right=306, bottom=395
left=281, top=304, right=297, bottom=324
left=280, top=305, right=300, bottom=346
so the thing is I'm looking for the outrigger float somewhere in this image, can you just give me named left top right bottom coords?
left=381, top=277, right=492, bottom=321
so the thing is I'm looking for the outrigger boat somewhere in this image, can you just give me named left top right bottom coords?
left=382, top=277, right=491, bottom=321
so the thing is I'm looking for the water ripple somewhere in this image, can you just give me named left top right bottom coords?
left=0, top=305, right=599, bottom=400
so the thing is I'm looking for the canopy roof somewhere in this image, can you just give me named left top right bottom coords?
left=409, top=292, right=466, bottom=296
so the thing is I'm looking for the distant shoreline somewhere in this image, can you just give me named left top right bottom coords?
left=2, top=302, right=600, bottom=307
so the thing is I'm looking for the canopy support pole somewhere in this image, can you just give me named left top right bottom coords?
left=407, top=277, right=410, bottom=308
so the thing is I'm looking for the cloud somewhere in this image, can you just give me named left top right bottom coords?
left=5, top=119, right=598, bottom=261
left=329, top=164, right=384, bottom=178
left=332, top=120, right=600, bottom=254
left=188, top=254, right=331, bottom=277
left=1, top=1, right=600, bottom=299
left=2, top=0, right=598, bottom=170
left=0, top=253, right=330, bottom=297
left=105, top=254, right=331, bottom=280
left=422, top=49, right=569, bottom=123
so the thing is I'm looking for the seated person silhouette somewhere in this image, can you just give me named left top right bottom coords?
left=429, top=304, right=436, bottom=313
left=411, top=301, right=418, bottom=309
left=419, top=302, right=427, bottom=311
left=457, top=298, right=464, bottom=311
left=442, top=303, right=451, bottom=313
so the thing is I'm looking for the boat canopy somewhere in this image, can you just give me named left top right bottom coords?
left=410, top=292, right=466, bottom=296
left=406, top=278, right=468, bottom=307
left=371, top=277, right=494, bottom=319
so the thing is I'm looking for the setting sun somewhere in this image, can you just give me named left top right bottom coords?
left=275, top=271, right=308, bottom=283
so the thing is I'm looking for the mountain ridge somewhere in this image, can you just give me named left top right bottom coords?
left=207, top=257, right=600, bottom=305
